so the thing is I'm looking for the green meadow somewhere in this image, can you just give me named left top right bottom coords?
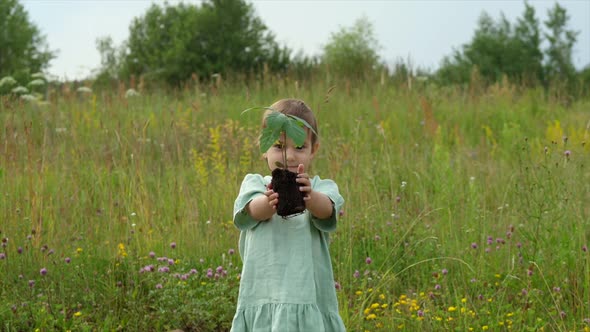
left=1, top=77, right=589, bottom=331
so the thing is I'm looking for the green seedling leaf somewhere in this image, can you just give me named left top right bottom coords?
left=259, top=126, right=282, bottom=153
left=265, top=112, right=288, bottom=130
left=284, top=120, right=306, bottom=147
left=286, top=115, right=318, bottom=137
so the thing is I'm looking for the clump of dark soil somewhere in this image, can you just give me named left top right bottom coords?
left=271, top=168, right=305, bottom=217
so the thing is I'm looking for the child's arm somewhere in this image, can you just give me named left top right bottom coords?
left=296, top=164, right=334, bottom=220
left=246, top=189, right=278, bottom=221
left=304, top=190, right=334, bottom=219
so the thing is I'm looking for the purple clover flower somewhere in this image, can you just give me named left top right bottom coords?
left=365, top=257, right=372, bottom=265
left=40, top=268, right=47, bottom=276
left=170, top=242, right=176, bottom=249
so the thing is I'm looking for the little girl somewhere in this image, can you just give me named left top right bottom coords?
left=231, top=99, right=346, bottom=331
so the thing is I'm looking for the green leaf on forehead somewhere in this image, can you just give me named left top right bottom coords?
left=284, top=120, right=306, bottom=147
left=265, top=111, right=288, bottom=130
left=259, top=126, right=282, bottom=153
left=287, top=114, right=318, bottom=137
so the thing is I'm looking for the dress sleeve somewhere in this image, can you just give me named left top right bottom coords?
left=233, top=174, right=267, bottom=230
left=310, top=177, right=344, bottom=233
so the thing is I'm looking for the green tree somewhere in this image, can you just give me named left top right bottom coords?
left=437, top=3, right=544, bottom=87
left=121, top=0, right=289, bottom=85
left=543, top=3, right=578, bottom=83
left=0, top=0, right=55, bottom=82
left=321, top=16, right=382, bottom=79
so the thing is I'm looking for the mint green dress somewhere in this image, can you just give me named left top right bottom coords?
left=231, top=174, right=346, bottom=332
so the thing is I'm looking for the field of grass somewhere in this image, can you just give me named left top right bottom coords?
left=1, top=77, right=589, bottom=331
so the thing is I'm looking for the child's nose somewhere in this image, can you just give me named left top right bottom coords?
left=286, top=147, right=296, bottom=161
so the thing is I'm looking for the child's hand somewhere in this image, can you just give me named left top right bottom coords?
left=264, top=185, right=279, bottom=211
left=296, top=164, right=312, bottom=201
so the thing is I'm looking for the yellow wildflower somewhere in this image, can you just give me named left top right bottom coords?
left=74, top=311, right=82, bottom=317
left=371, top=303, right=380, bottom=309
left=482, top=326, right=489, bottom=331
left=356, top=290, right=363, bottom=296
left=448, top=306, right=457, bottom=312
left=366, top=314, right=377, bottom=320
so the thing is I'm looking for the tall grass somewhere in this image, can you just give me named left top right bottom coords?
left=1, top=77, right=589, bottom=331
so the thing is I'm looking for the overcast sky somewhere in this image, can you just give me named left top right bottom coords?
left=21, top=0, right=590, bottom=81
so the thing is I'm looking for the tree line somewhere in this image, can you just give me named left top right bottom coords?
left=1, top=0, right=588, bottom=96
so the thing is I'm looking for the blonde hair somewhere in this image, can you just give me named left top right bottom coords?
left=262, top=98, right=319, bottom=146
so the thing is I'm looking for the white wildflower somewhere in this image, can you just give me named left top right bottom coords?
left=31, top=72, right=46, bottom=80
left=0, top=76, right=17, bottom=88
left=55, top=128, right=67, bottom=133
left=20, top=94, right=38, bottom=102
left=125, top=89, right=140, bottom=98
left=77, top=86, right=93, bottom=93
left=11, top=86, right=28, bottom=94
left=28, top=79, right=45, bottom=87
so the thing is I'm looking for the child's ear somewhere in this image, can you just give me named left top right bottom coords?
left=311, top=143, right=320, bottom=157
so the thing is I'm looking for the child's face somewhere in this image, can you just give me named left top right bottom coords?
left=263, top=131, right=318, bottom=173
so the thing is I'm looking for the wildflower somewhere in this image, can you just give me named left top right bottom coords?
left=564, top=150, right=571, bottom=158
left=125, top=89, right=141, bottom=98
left=65, top=257, right=71, bottom=264
left=374, top=235, right=381, bottom=241
left=155, top=284, right=163, bottom=289
left=366, top=313, right=377, bottom=320
left=482, top=326, right=489, bottom=330
left=168, top=258, right=175, bottom=265
left=73, top=311, right=82, bottom=317
left=206, top=268, right=213, bottom=278
left=76, top=87, right=92, bottom=94
left=228, top=248, right=235, bottom=255
left=0, top=253, right=5, bottom=259
left=334, top=281, right=341, bottom=290
left=395, top=196, right=401, bottom=203
left=553, top=286, right=561, bottom=293
left=442, top=268, right=448, bottom=275
left=365, top=257, right=372, bottom=265
left=158, top=266, right=169, bottom=273
left=190, top=268, right=198, bottom=274
left=471, top=242, right=478, bottom=249
left=339, top=209, right=345, bottom=217
left=170, top=242, right=176, bottom=249
left=448, top=306, right=457, bottom=312
left=583, top=245, right=588, bottom=252
left=40, top=268, right=47, bottom=276
left=434, top=284, right=441, bottom=290
left=355, top=290, right=363, bottom=296
left=28, top=280, right=35, bottom=288
left=417, top=310, right=424, bottom=317
left=216, top=266, right=223, bottom=274
left=76, top=247, right=83, bottom=254
left=371, top=303, right=380, bottom=309
left=17, top=247, right=23, bottom=254
left=149, top=251, right=156, bottom=258
left=401, top=181, right=407, bottom=189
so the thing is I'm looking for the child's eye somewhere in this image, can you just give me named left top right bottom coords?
left=273, top=143, right=283, bottom=149
left=296, top=145, right=305, bottom=150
